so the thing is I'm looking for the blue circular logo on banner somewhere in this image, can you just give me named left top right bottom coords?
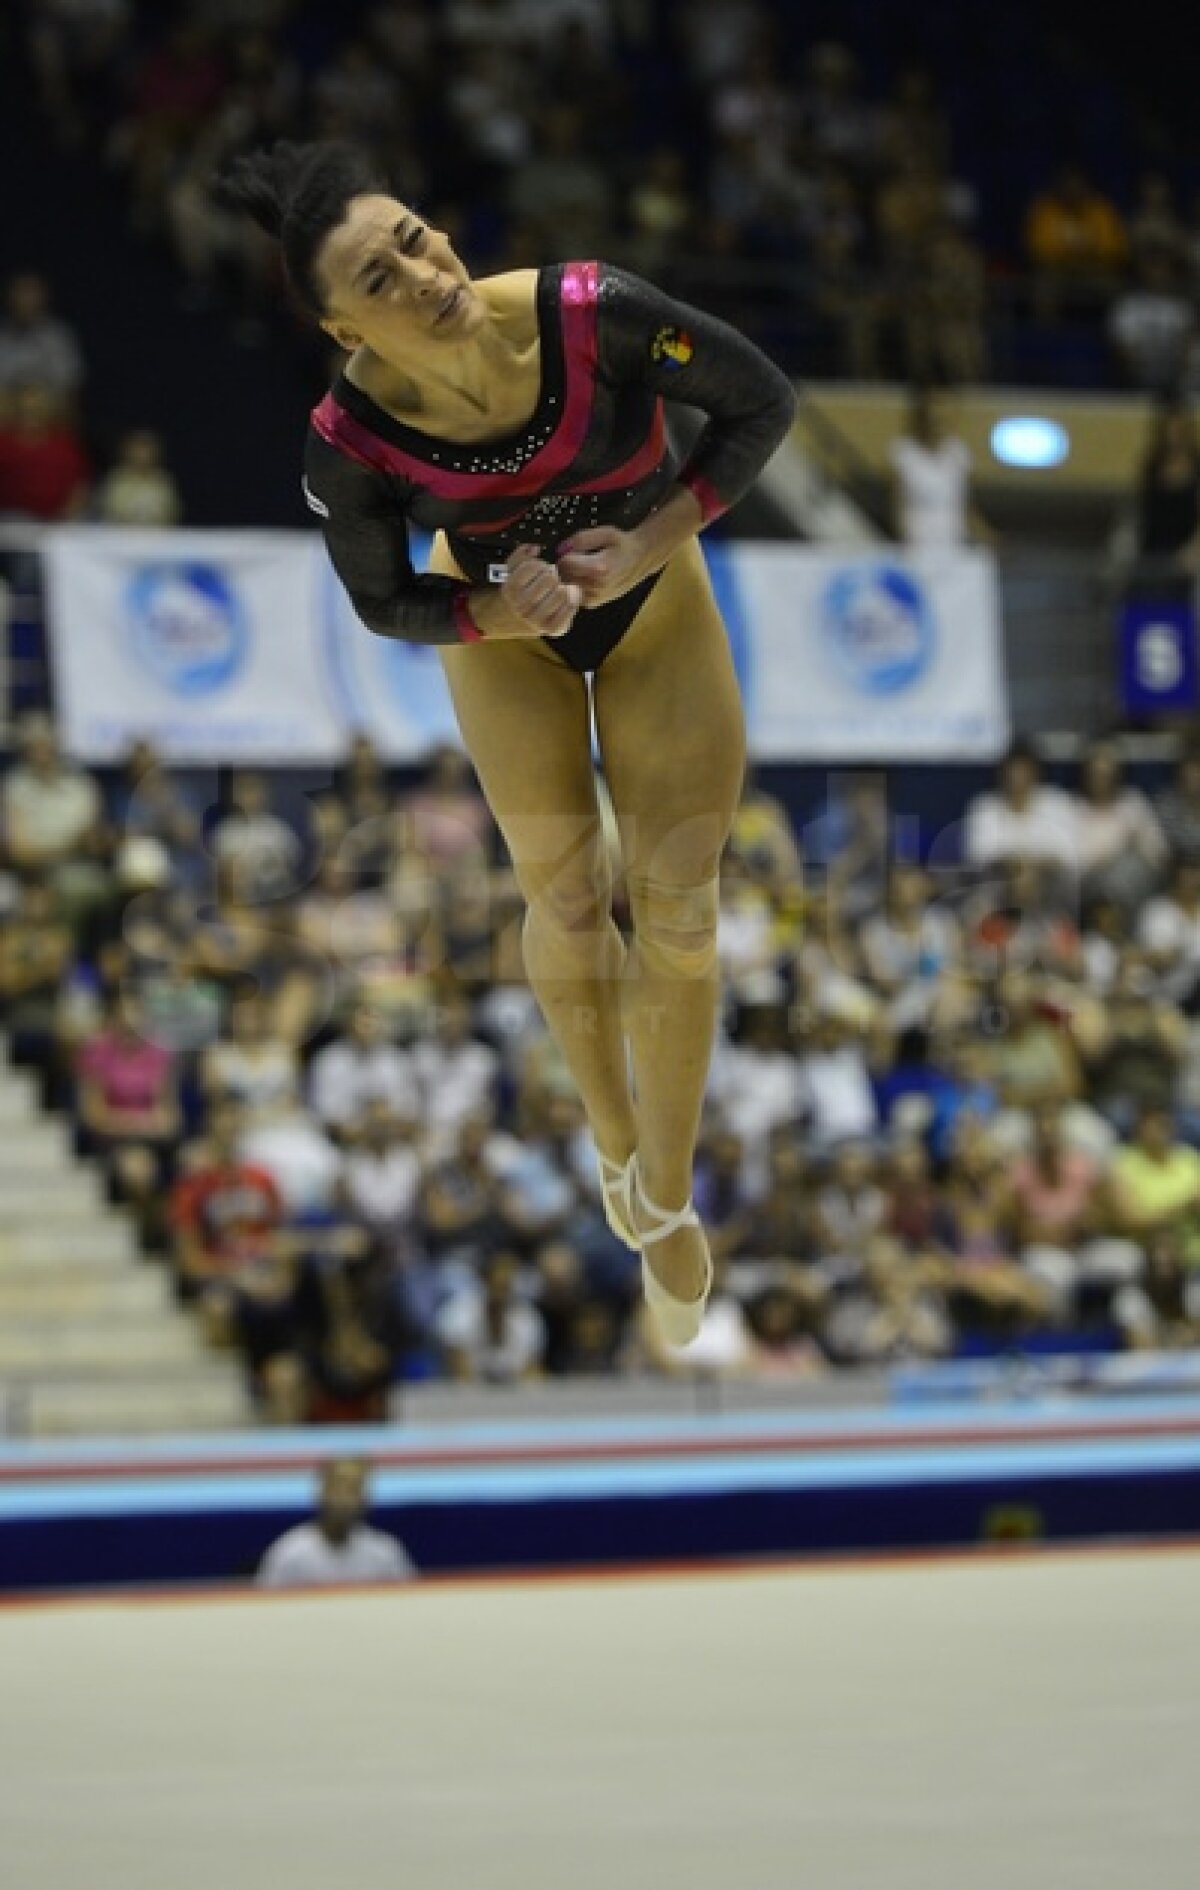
left=126, top=563, right=247, bottom=696
left=821, top=563, right=935, bottom=695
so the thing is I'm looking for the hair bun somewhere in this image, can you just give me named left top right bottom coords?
left=213, top=142, right=308, bottom=238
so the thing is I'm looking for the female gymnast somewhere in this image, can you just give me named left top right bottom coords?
left=220, top=140, right=797, bottom=1346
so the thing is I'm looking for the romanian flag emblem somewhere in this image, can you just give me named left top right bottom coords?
left=650, top=325, right=694, bottom=368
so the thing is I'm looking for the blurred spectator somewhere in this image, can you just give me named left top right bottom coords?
left=795, top=1002, right=879, bottom=1151
left=811, top=772, right=890, bottom=928
left=417, top=1109, right=508, bottom=1265
left=309, top=1002, right=418, bottom=1140
left=1009, top=1104, right=1142, bottom=1322
left=291, top=1226, right=406, bottom=1421
left=0, top=876, right=73, bottom=1078
left=623, top=147, right=695, bottom=275
left=0, top=383, right=90, bottom=520
left=813, top=1140, right=888, bottom=1269
left=445, top=42, right=535, bottom=178
left=506, top=104, right=615, bottom=256
left=964, top=743, right=1076, bottom=882
left=257, top=1459, right=416, bottom=1587
left=860, top=862, right=963, bottom=1033
left=202, top=989, right=300, bottom=1123
left=805, top=165, right=880, bottom=379
left=1130, top=403, right=1200, bottom=583
left=1108, top=255, right=1194, bottom=396
left=436, top=1247, right=546, bottom=1383
left=877, top=65, right=950, bottom=177
left=496, top=1091, right=592, bottom=1251
left=1070, top=738, right=1168, bottom=910
left=338, top=1098, right=422, bottom=1247
left=926, top=1032, right=1000, bottom=1161
left=1154, top=746, right=1200, bottom=864
left=26, top=0, right=132, bottom=148
left=1109, top=1105, right=1200, bottom=1261
left=210, top=770, right=302, bottom=903
left=820, top=1234, right=951, bottom=1364
left=411, top=994, right=500, bottom=1153
left=709, top=1005, right=802, bottom=1173
left=1128, top=173, right=1191, bottom=278
left=710, top=45, right=794, bottom=182
left=399, top=743, right=493, bottom=875
left=795, top=41, right=879, bottom=175
left=76, top=993, right=182, bottom=1248
left=1025, top=163, right=1128, bottom=317
left=108, top=738, right=207, bottom=892
left=935, top=1123, right=1048, bottom=1329
left=727, top=1132, right=817, bottom=1299
left=673, top=0, right=769, bottom=92
left=908, top=215, right=989, bottom=387
left=716, top=855, right=788, bottom=1008
left=0, top=272, right=84, bottom=399
left=170, top=1095, right=283, bottom=1299
left=985, top=969, right=1085, bottom=1112
left=109, top=19, right=228, bottom=232
left=1137, top=859, right=1200, bottom=1007
left=95, top=428, right=183, bottom=526
left=1, top=714, right=110, bottom=928
left=727, top=766, right=802, bottom=894
left=238, top=1105, right=342, bottom=1219
left=889, top=388, right=991, bottom=548
left=744, top=1284, right=825, bottom=1377
left=1087, top=959, right=1184, bottom=1131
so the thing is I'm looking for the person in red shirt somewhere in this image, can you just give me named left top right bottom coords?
left=0, top=382, right=90, bottom=519
left=170, top=1099, right=303, bottom=1422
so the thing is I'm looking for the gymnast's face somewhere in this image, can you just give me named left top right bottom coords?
left=317, top=192, right=485, bottom=358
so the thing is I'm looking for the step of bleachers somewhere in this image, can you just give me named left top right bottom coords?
left=0, top=1172, right=106, bottom=1223
left=0, top=1248, right=148, bottom=1286
left=0, top=1069, right=39, bottom=1121
left=0, top=1222, right=139, bottom=1267
left=0, top=1317, right=210, bottom=1373
left=0, top=1271, right=172, bottom=1321
left=12, top=1371, right=251, bottom=1438
left=0, top=1121, right=76, bottom=1173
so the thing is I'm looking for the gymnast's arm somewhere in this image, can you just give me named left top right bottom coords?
left=598, top=263, right=799, bottom=552
left=303, top=434, right=571, bottom=644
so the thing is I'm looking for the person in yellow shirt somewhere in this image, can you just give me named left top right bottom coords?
left=1109, top=1106, right=1200, bottom=1267
left=1025, top=164, right=1128, bottom=316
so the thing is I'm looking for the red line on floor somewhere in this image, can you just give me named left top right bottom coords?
left=2, top=1413, right=1199, bottom=1484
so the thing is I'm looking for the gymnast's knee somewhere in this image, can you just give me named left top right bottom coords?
left=626, top=872, right=719, bottom=978
left=525, top=870, right=614, bottom=939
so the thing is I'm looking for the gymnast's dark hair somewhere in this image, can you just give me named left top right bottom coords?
left=215, top=140, right=387, bottom=318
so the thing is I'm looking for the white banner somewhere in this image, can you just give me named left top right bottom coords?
left=717, top=545, right=1010, bottom=761
left=45, top=530, right=1009, bottom=764
left=44, top=527, right=342, bottom=764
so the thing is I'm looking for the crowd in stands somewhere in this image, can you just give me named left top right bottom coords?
left=0, top=271, right=183, bottom=524
left=4, top=715, right=1200, bottom=1422
left=10, top=0, right=1200, bottom=392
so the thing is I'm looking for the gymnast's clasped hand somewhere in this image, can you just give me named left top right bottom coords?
left=490, top=526, right=653, bottom=639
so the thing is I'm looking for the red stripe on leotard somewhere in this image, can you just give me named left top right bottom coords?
left=311, top=261, right=601, bottom=500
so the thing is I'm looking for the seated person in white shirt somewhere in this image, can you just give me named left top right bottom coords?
left=964, top=742, right=1077, bottom=894
left=257, top=1457, right=416, bottom=1589
left=436, top=1247, right=547, bottom=1384
left=309, top=1002, right=418, bottom=1140
left=411, top=995, right=500, bottom=1155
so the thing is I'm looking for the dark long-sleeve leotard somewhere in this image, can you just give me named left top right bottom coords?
left=303, top=261, right=797, bottom=674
